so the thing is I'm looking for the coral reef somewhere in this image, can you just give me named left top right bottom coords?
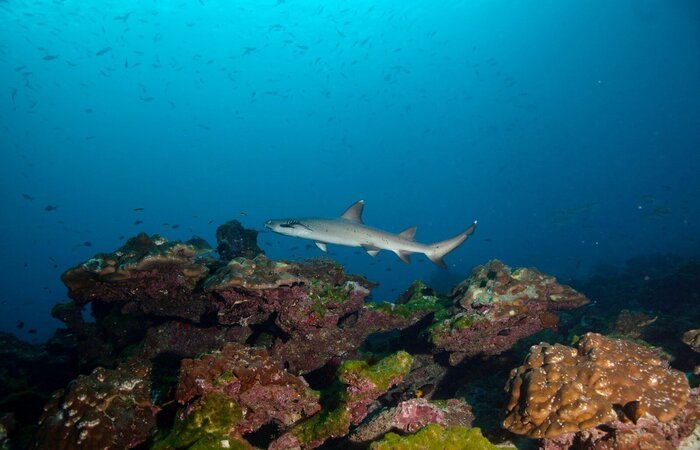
left=369, top=424, right=498, bottom=450
left=34, top=358, right=157, bottom=449
left=7, top=219, right=698, bottom=450
left=504, top=332, right=690, bottom=439
left=429, top=260, right=589, bottom=365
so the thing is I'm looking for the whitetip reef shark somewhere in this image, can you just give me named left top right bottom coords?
left=264, top=200, right=477, bottom=268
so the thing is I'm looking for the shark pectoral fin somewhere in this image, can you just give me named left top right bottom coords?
left=341, top=200, right=364, bottom=223
left=362, top=244, right=380, bottom=257
left=398, top=226, right=417, bottom=240
left=315, top=241, right=328, bottom=252
left=395, top=250, right=412, bottom=264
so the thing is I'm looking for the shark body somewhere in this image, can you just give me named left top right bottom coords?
left=264, top=200, right=476, bottom=268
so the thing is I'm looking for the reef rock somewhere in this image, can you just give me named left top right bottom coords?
left=215, top=219, right=264, bottom=260
left=207, top=257, right=435, bottom=374
left=683, top=329, right=700, bottom=353
left=429, top=260, right=589, bottom=365
left=369, top=423, right=498, bottom=450
left=35, top=358, right=157, bottom=450
left=504, top=333, right=691, bottom=440
left=349, top=397, right=474, bottom=444
left=611, top=309, right=657, bottom=339
left=61, top=233, right=211, bottom=321
left=174, top=343, right=320, bottom=435
left=270, top=351, right=413, bottom=449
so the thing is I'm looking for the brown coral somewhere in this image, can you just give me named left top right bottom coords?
left=34, top=358, right=157, bottom=449
left=504, top=333, right=690, bottom=439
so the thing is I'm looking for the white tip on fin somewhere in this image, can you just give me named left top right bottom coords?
left=341, top=200, right=364, bottom=223
left=398, top=226, right=417, bottom=240
left=362, top=244, right=380, bottom=257
left=315, top=241, right=328, bottom=252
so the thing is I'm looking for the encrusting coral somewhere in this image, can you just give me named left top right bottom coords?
left=34, top=358, right=158, bottom=449
left=504, top=332, right=690, bottom=439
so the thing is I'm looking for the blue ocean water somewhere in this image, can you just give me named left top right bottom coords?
left=1, top=0, right=698, bottom=342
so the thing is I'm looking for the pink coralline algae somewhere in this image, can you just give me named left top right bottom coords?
left=428, top=259, right=589, bottom=365
left=61, top=232, right=211, bottom=322
left=270, top=351, right=414, bottom=450
left=205, top=256, right=434, bottom=374
left=174, top=342, right=321, bottom=435
left=34, top=358, right=158, bottom=450
left=349, top=397, right=474, bottom=443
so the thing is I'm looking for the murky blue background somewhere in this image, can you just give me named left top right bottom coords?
left=1, top=0, right=699, bottom=340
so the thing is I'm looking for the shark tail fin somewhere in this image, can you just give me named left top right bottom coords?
left=426, top=221, right=477, bottom=268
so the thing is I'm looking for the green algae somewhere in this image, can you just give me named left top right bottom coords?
left=289, top=351, right=413, bottom=446
left=308, top=281, right=354, bottom=317
left=370, top=424, right=498, bottom=450
left=290, top=397, right=351, bottom=445
left=152, top=393, right=244, bottom=450
left=367, top=281, right=452, bottom=319
left=451, top=314, right=478, bottom=330
left=338, top=351, right=412, bottom=391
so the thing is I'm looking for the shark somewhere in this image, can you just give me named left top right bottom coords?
left=264, top=200, right=477, bottom=268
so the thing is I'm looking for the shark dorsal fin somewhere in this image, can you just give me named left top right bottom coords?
left=399, top=226, right=417, bottom=240
left=341, top=200, right=364, bottom=223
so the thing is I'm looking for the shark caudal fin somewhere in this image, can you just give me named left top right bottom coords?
left=426, top=221, right=477, bottom=268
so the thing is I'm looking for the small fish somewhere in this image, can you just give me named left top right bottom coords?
left=48, top=256, right=55, bottom=262
left=171, top=224, right=179, bottom=229
left=208, top=220, right=214, bottom=224
left=134, top=220, right=143, bottom=225
left=17, top=321, right=24, bottom=329
left=118, top=235, right=125, bottom=240
left=113, top=11, right=133, bottom=22
left=28, top=329, right=37, bottom=334
left=84, top=241, right=92, bottom=247
left=11, top=88, right=17, bottom=105
left=44, top=205, right=57, bottom=211
left=43, top=55, right=58, bottom=61
left=95, top=47, right=112, bottom=56
left=239, top=211, right=248, bottom=216
left=140, top=96, right=155, bottom=102
left=22, top=193, right=34, bottom=201
left=133, top=207, right=144, bottom=211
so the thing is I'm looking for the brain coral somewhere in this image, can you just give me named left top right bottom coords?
left=503, top=332, right=690, bottom=439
